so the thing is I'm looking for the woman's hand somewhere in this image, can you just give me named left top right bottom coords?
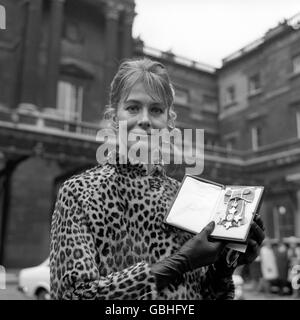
left=179, top=221, right=226, bottom=270
left=151, top=221, right=225, bottom=290
left=236, top=215, right=265, bottom=266
left=213, top=215, right=265, bottom=277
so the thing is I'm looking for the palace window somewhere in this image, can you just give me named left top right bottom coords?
left=63, top=19, right=84, bottom=43
left=56, top=80, right=83, bottom=122
left=174, top=87, right=189, bottom=105
left=225, top=138, right=236, bottom=151
left=273, top=205, right=294, bottom=238
left=202, top=95, right=218, bottom=112
left=297, top=111, right=300, bottom=139
left=251, top=126, right=262, bottom=151
left=249, top=73, right=261, bottom=95
left=0, top=5, right=6, bottom=30
left=224, top=132, right=238, bottom=151
left=292, top=54, right=300, bottom=74
left=225, top=85, right=236, bottom=106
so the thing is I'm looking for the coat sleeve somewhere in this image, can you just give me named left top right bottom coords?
left=170, top=226, right=235, bottom=300
left=200, top=265, right=235, bottom=300
left=50, top=179, right=158, bottom=300
left=199, top=247, right=236, bottom=300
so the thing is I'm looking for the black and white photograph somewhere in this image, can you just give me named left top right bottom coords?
left=0, top=0, right=300, bottom=304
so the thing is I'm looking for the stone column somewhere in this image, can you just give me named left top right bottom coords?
left=104, top=3, right=121, bottom=95
left=121, top=10, right=135, bottom=59
left=44, top=0, right=65, bottom=109
left=0, top=156, right=28, bottom=265
left=296, top=190, right=300, bottom=237
left=19, top=0, right=43, bottom=107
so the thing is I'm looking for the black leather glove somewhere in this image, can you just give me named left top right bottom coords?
left=151, top=221, right=225, bottom=290
left=237, top=214, right=265, bottom=266
left=213, top=215, right=266, bottom=277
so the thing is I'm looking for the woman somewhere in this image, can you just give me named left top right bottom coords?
left=260, top=238, right=278, bottom=295
left=50, top=58, right=265, bottom=300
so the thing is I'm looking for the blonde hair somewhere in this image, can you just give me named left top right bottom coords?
left=104, top=58, right=177, bottom=128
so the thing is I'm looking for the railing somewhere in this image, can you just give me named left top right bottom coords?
left=1, top=107, right=300, bottom=164
left=222, top=37, right=265, bottom=65
left=204, top=144, right=244, bottom=159
left=287, top=12, right=300, bottom=30
left=223, top=11, right=300, bottom=65
left=0, top=107, right=100, bottom=141
left=142, top=46, right=217, bottom=73
left=242, top=137, right=300, bottom=159
left=0, top=107, right=240, bottom=161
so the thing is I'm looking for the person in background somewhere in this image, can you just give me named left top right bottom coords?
left=250, top=255, right=263, bottom=293
left=260, top=238, right=278, bottom=295
left=288, top=241, right=300, bottom=298
left=274, top=241, right=290, bottom=295
left=288, top=242, right=300, bottom=270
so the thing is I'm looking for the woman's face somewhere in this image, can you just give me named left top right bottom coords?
left=116, top=81, right=169, bottom=135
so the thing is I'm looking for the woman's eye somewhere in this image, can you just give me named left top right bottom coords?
left=127, top=105, right=139, bottom=112
left=151, top=107, right=163, bottom=114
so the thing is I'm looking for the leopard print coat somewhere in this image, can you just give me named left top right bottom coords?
left=50, top=157, right=235, bottom=300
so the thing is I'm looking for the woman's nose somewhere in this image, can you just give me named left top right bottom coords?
left=137, top=109, right=151, bottom=130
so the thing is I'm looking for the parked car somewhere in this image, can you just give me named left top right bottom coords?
left=18, top=258, right=50, bottom=300
left=17, top=257, right=244, bottom=300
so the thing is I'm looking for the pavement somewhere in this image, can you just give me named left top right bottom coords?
left=1, top=269, right=299, bottom=300
left=242, top=282, right=300, bottom=300
left=2, top=269, right=19, bottom=286
left=0, top=269, right=28, bottom=300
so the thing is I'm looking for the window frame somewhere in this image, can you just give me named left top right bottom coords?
left=202, top=94, right=218, bottom=113
left=292, top=54, right=300, bottom=74
left=174, top=86, right=190, bottom=106
left=224, top=132, right=238, bottom=151
left=56, top=79, right=84, bottom=122
left=296, top=110, right=300, bottom=139
left=62, top=18, right=84, bottom=44
left=251, top=126, right=262, bottom=151
left=224, top=85, right=236, bottom=107
left=248, top=73, right=262, bottom=96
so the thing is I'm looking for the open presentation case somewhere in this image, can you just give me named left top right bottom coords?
left=165, top=175, right=264, bottom=247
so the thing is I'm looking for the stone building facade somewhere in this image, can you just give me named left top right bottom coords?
left=0, top=0, right=300, bottom=267
left=217, top=17, right=300, bottom=242
left=0, top=0, right=136, bottom=267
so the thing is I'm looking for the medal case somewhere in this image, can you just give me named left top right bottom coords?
left=164, top=175, right=264, bottom=244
